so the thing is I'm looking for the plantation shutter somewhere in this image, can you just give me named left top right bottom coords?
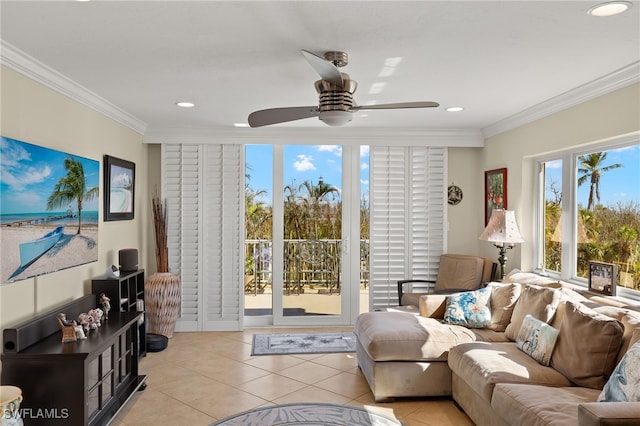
left=162, top=143, right=243, bottom=331
left=203, top=145, right=243, bottom=329
left=369, top=146, right=446, bottom=310
left=163, top=144, right=201, bottom=330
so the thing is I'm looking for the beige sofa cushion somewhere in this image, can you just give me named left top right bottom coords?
left=487, top=282, right=521, bottom=332
left=505, top=285, right=561, bottom=341
left=435, top=254, right=484, bottom=291
left=448, top=342, right=572, bottom=403
left=470, top=328, right=511, bottom=342
left=592, top=305, right=640, bottom=363
left=492, top=383, right=600, bottom=426
left=503, top=270, right=563, bottom=287
left=579, top=402, right=640, bottom=426
left=551, top=302, right=624, bottom=389
left=419, top=294, right=447, bottom=318
left=355, top=311, right=476, bottom=362
left=631, top=327, right=640, bottom=347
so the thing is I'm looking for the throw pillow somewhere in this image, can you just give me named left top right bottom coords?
left=504, top=285, right=562, bottom=341
left=550, top=301, right=624, bottom=389
left=443, top=287, right=492, bottom=328
left=515, top=315, right=559, bottom=366
left=598, top=342, right=640, bottom=402
left=487, top=282, right=521, bottom=332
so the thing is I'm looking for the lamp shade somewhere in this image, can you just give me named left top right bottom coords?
left=479, top=209, right=524, bottom=244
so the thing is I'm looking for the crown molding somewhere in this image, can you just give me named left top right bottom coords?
left=6, top=34, right=632, bottom=142
left=1, top=40, right=148, bottom=135
left=143, top=126, right=485, bottom=147
left=483, top=61, right=640, bottom=139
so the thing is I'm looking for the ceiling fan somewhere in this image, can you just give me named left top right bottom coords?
left=247, top=50, right=439, bottom=128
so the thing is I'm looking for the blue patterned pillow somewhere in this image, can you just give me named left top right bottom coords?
left=516, top=315, right=559, bottom=366
left=598, top=342, right=640, bottom=402
left=443, top=287, right=492, bottom=328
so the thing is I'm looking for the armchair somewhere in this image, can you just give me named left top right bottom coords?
left=397, top=254, right=497, bottom=306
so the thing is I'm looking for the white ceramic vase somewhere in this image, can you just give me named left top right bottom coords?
left=0, top=386, right=24, bottom=426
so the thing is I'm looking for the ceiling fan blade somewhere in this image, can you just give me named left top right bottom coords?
left=301, top=50, right=343, bottom=87
left=248, top=106, right=320, bottom=128
left=350, top=101, right=439, bottom=111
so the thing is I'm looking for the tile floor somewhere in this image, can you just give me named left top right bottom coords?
left=112, top=328, right=474, bottom=426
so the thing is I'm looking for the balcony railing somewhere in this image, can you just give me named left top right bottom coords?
left=245, top=239, right=370, bottom=295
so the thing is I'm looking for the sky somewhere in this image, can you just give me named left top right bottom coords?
left=246, top=145, right=370, bottom=204
left=545, top=144, right=640, bottom=207
left=0, top=136, right=100, bottom=214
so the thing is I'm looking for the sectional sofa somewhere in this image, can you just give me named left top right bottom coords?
left=355, top=271, right=640, bottom=426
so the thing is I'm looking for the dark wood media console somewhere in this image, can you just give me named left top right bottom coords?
left=2, top=295, right=146, bottom=426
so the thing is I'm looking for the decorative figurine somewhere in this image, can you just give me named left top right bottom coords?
left=57, top=313, right=77, bottom=343
left=99, top=293, right=111, bottom=320
left=74, top=324, right=87, bottom=340
left=77, top=312, right=92, bottom=333
left=88, top=308, right=103, bottom=328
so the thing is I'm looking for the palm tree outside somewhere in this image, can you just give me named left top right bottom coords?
left=577, top=152, right=622, bottom=210
left=46, top=157, right=98, bottom=234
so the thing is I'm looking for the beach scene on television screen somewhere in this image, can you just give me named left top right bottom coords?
left=0, top=136, right=99, bottom=284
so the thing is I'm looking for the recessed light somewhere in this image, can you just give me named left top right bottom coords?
left=233, top=123, right=250, bottom=128
left=446, top=106, right=464, bottom=112
left=176, top=101, right=195, bottom=108
left=588, top=1, right=631, bottom=16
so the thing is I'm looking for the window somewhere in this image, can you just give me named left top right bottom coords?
left=537, top=137, right=640, bottom=297
left=541, top=159, right=563, bottom=273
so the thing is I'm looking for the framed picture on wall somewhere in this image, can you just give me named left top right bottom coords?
left=484, top=168, right=507, bottom=225
left=0, top=136, right=100, bottom=284
left=104, top=155, right=135, bottom=221
left=588, top=261, right=617, bottom=296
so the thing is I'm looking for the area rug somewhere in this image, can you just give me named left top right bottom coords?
left=251, top=332, right=356, bottom=356
left=210, top=402, right=404, bottom=425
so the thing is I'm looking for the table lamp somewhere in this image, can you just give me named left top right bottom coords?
left=479, top=209, right=524, bottom=279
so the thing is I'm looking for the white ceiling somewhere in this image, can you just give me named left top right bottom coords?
left=1, top=1, right=639, bottom=135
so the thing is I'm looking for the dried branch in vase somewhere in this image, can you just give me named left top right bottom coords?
left=152, top=193, right=169, bottom=273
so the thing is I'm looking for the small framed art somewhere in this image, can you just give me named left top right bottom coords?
left=588, top=261, right=617, bottom=296
left=484, top=168, right=507, bottom=225
left=104, top=155, right=135, bottom=221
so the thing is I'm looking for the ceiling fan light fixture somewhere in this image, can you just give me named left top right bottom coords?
left=446, top=106, right=464, bottom=112
left=319, top=110, right=353, bottom=127
left=587, top=1, right=631, bottom=16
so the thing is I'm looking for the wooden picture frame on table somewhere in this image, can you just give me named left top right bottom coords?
left=588, top=261, right=617, bottom=296
left=104, top=155, right=135, bottom=221
left=484, top=168, right=507, bottom=225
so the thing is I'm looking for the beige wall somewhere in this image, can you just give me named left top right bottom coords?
left=474, top=82, right=640, bottom=273
left=446, top=147, right=484, bottom=254
left=0, top=66, right=150, bottom=332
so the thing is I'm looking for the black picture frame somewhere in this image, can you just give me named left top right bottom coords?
left=588, top=261, right=617, bottom=296
left=104, top=155, right=135, bottom=221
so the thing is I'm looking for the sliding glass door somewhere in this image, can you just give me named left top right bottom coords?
left=245, top=144, right=367, bottom=325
